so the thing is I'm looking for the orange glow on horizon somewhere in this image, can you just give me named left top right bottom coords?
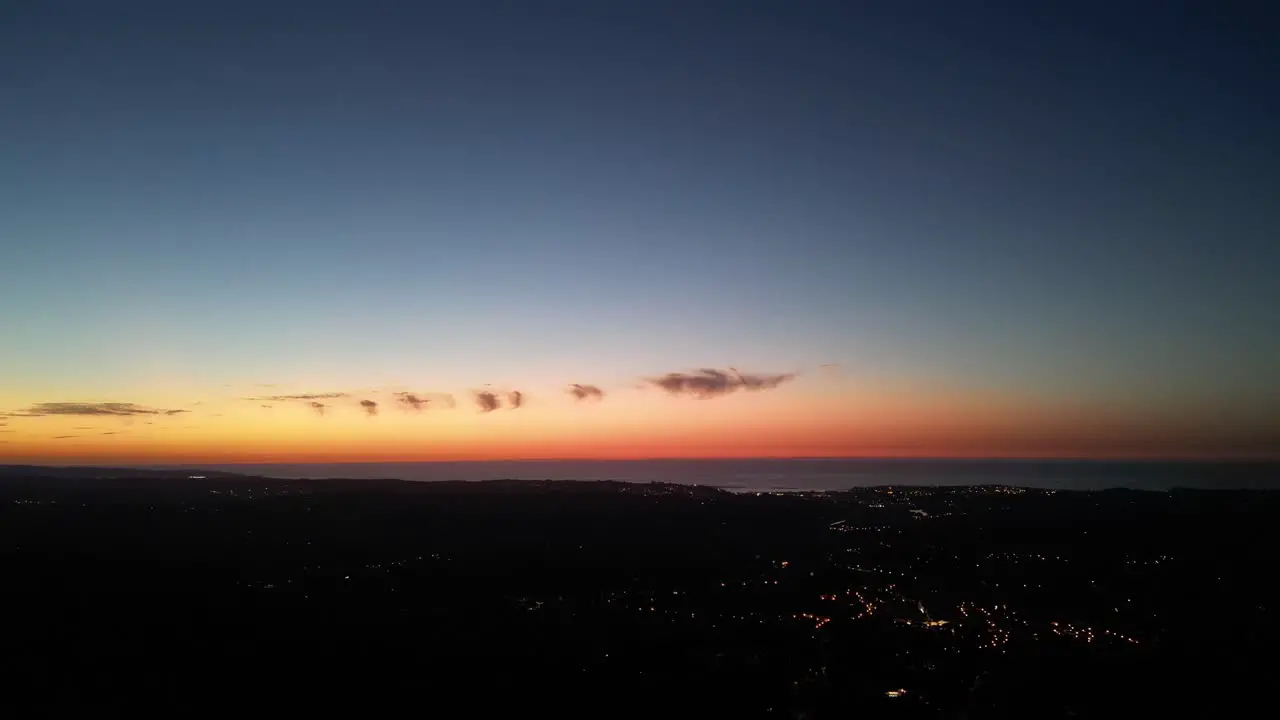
left=2, top=380, right=1276, bottom=464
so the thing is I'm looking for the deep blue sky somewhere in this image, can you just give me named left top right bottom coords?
left=3, top=0, right=1277, bottom=418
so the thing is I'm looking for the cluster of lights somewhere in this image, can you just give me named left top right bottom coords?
left=795, top=612, right=831, bottom=629
left=833, top=525, right=894, bottom=533
left=961, top=602, right=1018, bottom=651
left=850, top=590, right=877, bottom=620
left=1050, top=621, right=1139, bottom=646
left=987, top=551, right=1067, bottom=563
left=979, top=606, right=1011, bottom=649
left=987, top=486, right=1026, bottom=495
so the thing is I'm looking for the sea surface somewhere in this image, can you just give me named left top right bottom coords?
left=145, top=459, right=1280, bottom=492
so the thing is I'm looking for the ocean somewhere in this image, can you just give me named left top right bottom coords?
left=146, top=459, right=1280, bottom=492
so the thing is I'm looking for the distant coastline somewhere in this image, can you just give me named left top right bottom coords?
left=6, top=458, right=1276, bottom=491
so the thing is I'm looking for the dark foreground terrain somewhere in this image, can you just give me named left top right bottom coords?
left=2, top=466, right=1276, bottom=718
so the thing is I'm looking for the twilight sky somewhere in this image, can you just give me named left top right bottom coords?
left=2, top=0, right=1277, bottom=462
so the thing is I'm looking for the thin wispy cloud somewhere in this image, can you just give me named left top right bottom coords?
left=250, top=392, right=349, bottom=402
left=817, top=363, right=844, bottom=380
left=6, top=402, right=191, bottom=418
left=309, top=402, right=327, bottom=416
left=393, top=391, right=455, bottom=412
left=569, top=384, right=605, bottom=401
left=101, top=431, right=120, bottom=435
left=647, top=368, right=796, bottom=399
left=360, top=399, right=379, bottom=416
left=51, top=435, right=80, bottom=440
left=735, top=372, right=795, bottom=391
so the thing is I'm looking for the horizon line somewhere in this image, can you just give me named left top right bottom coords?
left=6, top=455, right=1278, bottom=468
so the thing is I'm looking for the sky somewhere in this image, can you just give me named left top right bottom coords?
left=2, top=0, right=1277, bottom=463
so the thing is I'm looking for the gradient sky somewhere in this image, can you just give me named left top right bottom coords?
left=2, top=0, right=1277, bottom=462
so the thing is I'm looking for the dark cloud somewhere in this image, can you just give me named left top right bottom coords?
left=647, top=368, right=796, bottom=399
left=309, top=402, right=327, bottom=416
left=474, top=391, right=500, bottom=413
left=393, top=392, right=455, bottom=412
left=8, top=402, right=190, bottom=417
left=508, top=391, right=524, bottom=409
left=734, top=371, right=795, bottom=391
left=569, top=384, right=606, bottom=402
left=649, top=369, right=735, bottom=397
left=250, top=392, right=349, bottom=402
left=360, top=399, right=379, bottom=416
left=51, top=435, right=80, bottom=440
left=395, top=392, right=429, bottom=411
